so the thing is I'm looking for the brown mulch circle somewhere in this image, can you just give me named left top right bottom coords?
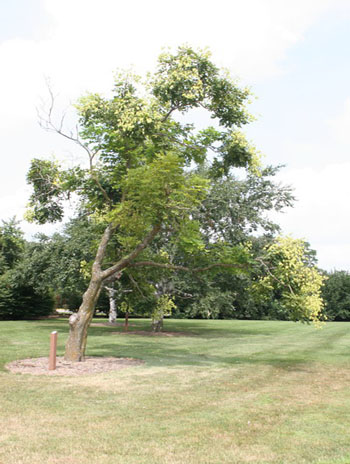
left=111, top=330, right=194, bottom=337
left=5, top=356, right=144, bottom=376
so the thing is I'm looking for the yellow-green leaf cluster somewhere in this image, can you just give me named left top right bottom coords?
left=109, top=153, right=208, bottom=250
left=152, top=294, right=176, bottom=322
left=256, top=236, right=326, bottom=324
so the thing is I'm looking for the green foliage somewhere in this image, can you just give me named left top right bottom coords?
left=0, top=219, right=54, bottom=320
left=27, top=46, right=261, bottom=231
left=113, top=153, right=208, bottom=248
left=152, top=46, right=251, bottom=128
left=0, top=218, right=25, bottom=271
left=0, top=271, right=54, bottom=320
left=195, top=166, right=294, bottom=245
left=186, top=290, right=236, bottom=319
left=322, top=270, right=350, bottom=320
left=25, top=45, right=324, bottom=331
left=0, top=219, right=53, bottom=320
left=171, top=235, right=325, bottom=323
left=120, top=301, right=133, bottom=315
left=151, top=294, right=176, bottom=321
left=26, top=159, right=67, bottom=223
left=15, top=217, right=101, bottom=309
left=253, top=237, right=326, bottom=323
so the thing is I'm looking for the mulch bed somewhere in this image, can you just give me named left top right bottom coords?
left=5, top=356, right=144, bottom=376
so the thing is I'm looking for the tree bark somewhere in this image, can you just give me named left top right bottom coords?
left=151, top=316, right=163, bottom=332
left=106, top=284, right=117, bottom=324
left=124, top=311, right=129, bottom=331
left=64, top=277, right=103, bottom=361
left=63, top=223, right=161, bottom=362
left=64, top=223, right=115, bottom=361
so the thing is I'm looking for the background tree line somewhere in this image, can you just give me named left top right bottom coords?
left=1, top=166, right=347, bottom=323
left=1, top=46, right=343, bottom=358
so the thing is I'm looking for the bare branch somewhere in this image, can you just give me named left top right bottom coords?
left=37, top=81, right=113, bottom=206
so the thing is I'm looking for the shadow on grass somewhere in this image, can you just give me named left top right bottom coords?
left=4, top=321, right=308, bottom=369
left=23, top=318, right=279, bottom=338
left=3, top=319, right=350, bottom=372
left=88, top=341, right=315, bottom=370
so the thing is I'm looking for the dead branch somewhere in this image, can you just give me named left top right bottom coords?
left=37, top=80, right=113, bottom=207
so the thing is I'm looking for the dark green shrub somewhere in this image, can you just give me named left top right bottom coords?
left=0, top=272, right=54, bottom=320
left=322, top=270, right=350, bottom=321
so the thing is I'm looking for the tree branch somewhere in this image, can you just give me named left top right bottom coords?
left=256, top=257, right=296, bottom=296
left=101, top=224, right=161, bottom=280
left=127, top=272, right=146, bottom=298
left=161, top=105, right=177, bottom=122
left=37, top=82, right=113, bottom=207
left=92, top=223, right=117, bottom=274
left=103, top=272, right=122, bottom=284
left=129, top=260, right=247, bottom=273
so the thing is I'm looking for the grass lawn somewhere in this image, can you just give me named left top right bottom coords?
left=1, top=318, right=350, bottom=464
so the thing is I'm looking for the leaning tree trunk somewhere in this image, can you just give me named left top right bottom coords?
left=64, top=223, right=161, bottom=362
left=64, top=223, right=115, bottom=362
left=64, top=277, right=103, bottom=361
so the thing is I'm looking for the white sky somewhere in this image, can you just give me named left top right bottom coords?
left=0, top=0, right=350, bottom=270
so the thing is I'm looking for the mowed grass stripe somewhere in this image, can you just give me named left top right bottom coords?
left=1, top=319, right=350, bottom=463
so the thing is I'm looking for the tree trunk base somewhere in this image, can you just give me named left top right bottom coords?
left=151, top=318, right=163, bottom=332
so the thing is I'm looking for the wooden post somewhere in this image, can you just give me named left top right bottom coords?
left=49, top=331, right=58, bottom=370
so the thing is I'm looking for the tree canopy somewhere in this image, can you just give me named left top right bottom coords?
left=26, top=46, right=325, bottom=361
left=322, top=270, right=350, bottom=320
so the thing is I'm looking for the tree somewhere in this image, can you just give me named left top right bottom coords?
left=0, top=271, right=54, bottom=320
left=0, top=220, right=54, bottom=320
left=322, top=270, right=350, bottom=320
left=194, top=165, right=294, bottom=245
left=15, top=217, right=99, bottom=309
left=252, top=237, right=325, bottom=323
left=27, top=46, right=323, bottom=361
left=0, top=218, right=25, bottom=272
left=142, top=166, right=294, bottom=323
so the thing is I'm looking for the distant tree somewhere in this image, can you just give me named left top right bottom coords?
left=15, top=217, right=99, bottom=308
left=322, top=270, right=350, bottom=320
left=252, top=237, right=325, bottom=323
left=146, top=166, right=294, bottom=323
left=0, top=272, right=53, bottom=320
left=160, top=236, right=323, bottom=323
left=0, top=218, right=25, bottom=272
left=194, top=165, right=294, bottom=245
left=0, top=220, right=54, bottom=320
